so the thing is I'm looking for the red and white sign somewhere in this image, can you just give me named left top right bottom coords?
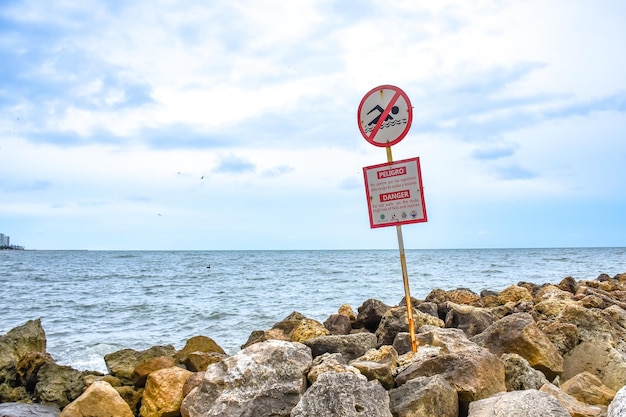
left=357, top=85, right=413, bottom=147
left=363, top=157, right=427, bottom=228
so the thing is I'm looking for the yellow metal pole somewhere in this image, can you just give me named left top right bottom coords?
left=386, top=146, right=417, bottom=353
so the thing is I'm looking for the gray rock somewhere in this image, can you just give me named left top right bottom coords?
left=181, top=340, right=311, bottom=417
left=444, top=302, right=497, bottom=338
left=502, top=353, right=549, bottom=391
left=323, top=314, right=352, bottom=335
left=304, top=333, right=377, bottom=362
left=354, top=299, right=392, bottom=332
left=0, top=403, right=60, bottom=417
left=290, top=372, right=392, bottom=417
left=608, top=385, right=626, bottom=417
left=468, top=389, right=571, bottom=416
left=389, top=375, right=458, bottom=417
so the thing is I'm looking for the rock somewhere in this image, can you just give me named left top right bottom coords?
left=388, top=374, right=458, bottom=417
left=244, top=312, right=329, bottom=346
left=354, top=299, right=392, bottom=332
left=471, top=312, right=563, bottom=380
left=608, top=385, right=626, bottom=417
left=33, top=363, right=85, bottom=408
left=444, top=302, right=496, bottom=338
left=115, top=386, right=142, bottom=416
left=182, top=352, right=226, bottom=372
left=0, top=319, right=47, bottom=393
left=558, top=276, right=578, bottom=294
left=104, top=345, right=176, bottom=384
left=540, top=382, right=605, bottom=417
left=132, top=356, right=176, bottom=388
left=307, top=352, right=361, bottom=384
left=562, top=340, right=626, bottom=391
left=395, top=343, right=505, bottom=415
left=323, top=314, right=352, bottom=335
left=181, top=340, right=311, bottom=417
left=16, top=351, right=55, bottom=391
left=174, top=335, right=225, bottom=363
left=497, top=285, right=533, bottom=305
left=59, top=381, right=134, bottom=417
left=468, top=389, right=571, bottom=417
left=416, top=324, right=480, bottom=352
left=556, top=304, right=617, bottom=344
left=375, top=306, right=444, bottom=346
left=392, top=332, right=413, bottom=355
left=338, top=304, right=357, bottom=321
left=291, top=318, right=330, bottom=343
left=561, top=371, right=616, bottom=407
left=534, top=286, right=577, bottom=318
left=182, top=371, right=204, bottom=398
left=502, top=353, right=549, bottom=391
left=536, top=321, right=579, bottom=356
left=413, top=301, right=438, bottom=318
left=0, top=403, right=60, bottom=417
left=140, top=366, right=192, bottom=417
left=304, top=333, right=377, bottom=362
left=290, top=371, right=392, bottom=417
left=349, top=346, right=397, bottom=389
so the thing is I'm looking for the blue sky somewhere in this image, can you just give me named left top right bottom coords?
left=1, top=0, right=625, bottom=250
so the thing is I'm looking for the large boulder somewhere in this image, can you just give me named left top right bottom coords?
left=181, top=340, right=311, bottom=417
left=471, top=312, right=563, bottom=380
left=290, top=371, right=392, bottom=417
left=59, top=381, right=134, bottom=417
left=375, top=306, right=444, bottom=346
left=468, top=389, right=570, bottom=417
left=140, top=366, right=192, bottom=417
left=303, top=333, right=377, bottom=362
left=395, top=343, right=505, bottom=415
left=33, top=363, right=85, bottom=408
left=562, top=340, right=626, bottom=391
left=0, top=319, right=47, bottom=394
left=104, top=345, right=176, bottom=384
left=388, top=375, right=458, bottom=417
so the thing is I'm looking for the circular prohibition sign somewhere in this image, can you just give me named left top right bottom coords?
left=357, top=85, right=413, bottom=147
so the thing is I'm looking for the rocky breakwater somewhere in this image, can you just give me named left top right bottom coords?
left=3, top=272, right=626, bottom=416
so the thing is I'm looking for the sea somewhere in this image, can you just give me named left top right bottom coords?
left=1, top=248, right=625, bottom=374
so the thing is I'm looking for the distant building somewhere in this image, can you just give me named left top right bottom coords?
left=0, top=233, right=9, bottom=247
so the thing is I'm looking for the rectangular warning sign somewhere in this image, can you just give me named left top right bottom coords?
left=363, top=157, right=427, bottom=228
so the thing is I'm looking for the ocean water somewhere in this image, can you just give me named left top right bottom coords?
left=1, top=247, right=625, bottom=373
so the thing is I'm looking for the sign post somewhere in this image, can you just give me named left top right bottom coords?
left=358, top=85, right=426, bottom=353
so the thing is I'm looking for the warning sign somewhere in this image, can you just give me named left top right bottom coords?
left=357, top=85, right=413, bottom=147
left=363, top=157, right=427, bottom=228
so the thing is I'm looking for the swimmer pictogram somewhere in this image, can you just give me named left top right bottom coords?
left=357, top=85, right=413, bottom=148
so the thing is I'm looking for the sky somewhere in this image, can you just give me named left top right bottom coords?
left=1, top=0, right=625, bottom=251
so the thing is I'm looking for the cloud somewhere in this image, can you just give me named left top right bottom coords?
left=213, top=154, right=256, bottom=174
left=471, top=143, right=518, bottom=161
